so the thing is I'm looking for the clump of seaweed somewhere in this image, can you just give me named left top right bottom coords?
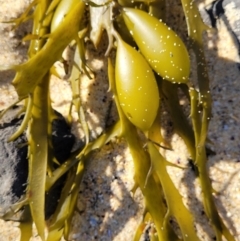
left=0, top=0, right=236, bottom=240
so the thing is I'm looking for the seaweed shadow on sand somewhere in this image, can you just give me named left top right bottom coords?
left=1, top=0, right=240, bottom=240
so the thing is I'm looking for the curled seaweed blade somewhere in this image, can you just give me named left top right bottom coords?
left=148, top=142, right=200, bottom=241
left=123, top=121, right=179, bottom=241
left=45, top=0, right=61, bottom=16
left=8, top=96, right=33, bottom=142
left=70, top=44, right=90, bottom=143
left=12, top=1, right=85, bottom=99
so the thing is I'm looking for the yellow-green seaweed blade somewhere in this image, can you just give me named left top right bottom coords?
left=148, top=142, right=200, bottom=241
left=27, top=74, right=50, bottom=241
left=12, top=1, right=85, bottom=99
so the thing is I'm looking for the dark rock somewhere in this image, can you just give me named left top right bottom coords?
left=0, top=106, right=28, bottom=214
left=0, top=106, right=75, bottom=219
left=52, top=110, right=75, bottom=163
